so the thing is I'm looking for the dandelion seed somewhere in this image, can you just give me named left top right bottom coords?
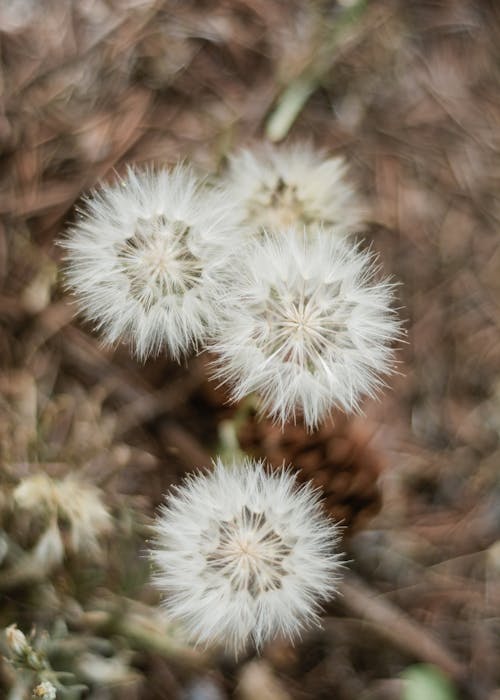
left=212, top=228, right=401, bottom=429
left=62, top=165, right=241, bottom=360
left=223, top=142, right=364, bottom=235
left=150, top=458, right=343, bottom=655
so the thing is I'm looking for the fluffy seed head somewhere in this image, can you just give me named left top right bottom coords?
left=5, top=624, right=28, bottom=656
left=32, top=681, right=57, bottom=700
left=14, top=473, right=112, bottom=556
left=212, top=229, right=401, bottom=429
left=223, top=142, right=364, bottom=235
left=62, top=165, right=241, bottom=360
left=150, top=458, right=343, bottom=655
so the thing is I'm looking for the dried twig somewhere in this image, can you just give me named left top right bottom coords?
left=334, top=572, right=465, bottom=681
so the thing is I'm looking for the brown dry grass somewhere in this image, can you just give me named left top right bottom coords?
left=1, top=1, right=500, bottom=698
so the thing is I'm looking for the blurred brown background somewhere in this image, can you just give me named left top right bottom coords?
left=1, top=1, right=499, bottom=699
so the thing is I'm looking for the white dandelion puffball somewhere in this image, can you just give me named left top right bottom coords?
left=32, top=681, right=57, bottom=700
left=14, top=473, right=112, bottom=557
left=62, top=165, right=241, bottom=360
left=223, top=142, right=364, bottom=234
left=212, top=229, right=400, bottom=429
left=151, top=458, right=342, bottom=655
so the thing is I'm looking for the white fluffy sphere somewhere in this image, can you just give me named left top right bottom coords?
left=222, top=142, right=364, bottom=235
left=150, top=458, right=343, bottom=655
left=62, top=165, right=241, bottom=360
left=212, top=228, right=401, bottom=429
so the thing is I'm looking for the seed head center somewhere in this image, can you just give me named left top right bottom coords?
left=276, top=298, right=323, bottom=338
left=117, top=216, right=202, bottom=304
left=204, top=508, right=292, bottom=597
left=141, top=238, right=171, bottom=273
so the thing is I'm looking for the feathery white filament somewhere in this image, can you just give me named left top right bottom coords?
left=62, top=165, right=241, bottom=360
left=212, top=229, right=400, bottom=429
left=223, top=142, right=364, bottom=235
left=151, top=458, right=343, bottom=655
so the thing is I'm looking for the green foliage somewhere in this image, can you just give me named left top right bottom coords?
left=402, top=664, right=458, bottom=700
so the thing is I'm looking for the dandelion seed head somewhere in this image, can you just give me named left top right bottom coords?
left=62, top=165, right=241, bottom=360
left=14, top=473, right=112, bottom=557
left=150, top=458, right=343, bottom=655
left=5, top=624, right=28, bottom=656
left=32, top=681, right=57, bottom=700
left=212, top=229, right=401, bottom=429
left=223, top=142, right=364, bottom=235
